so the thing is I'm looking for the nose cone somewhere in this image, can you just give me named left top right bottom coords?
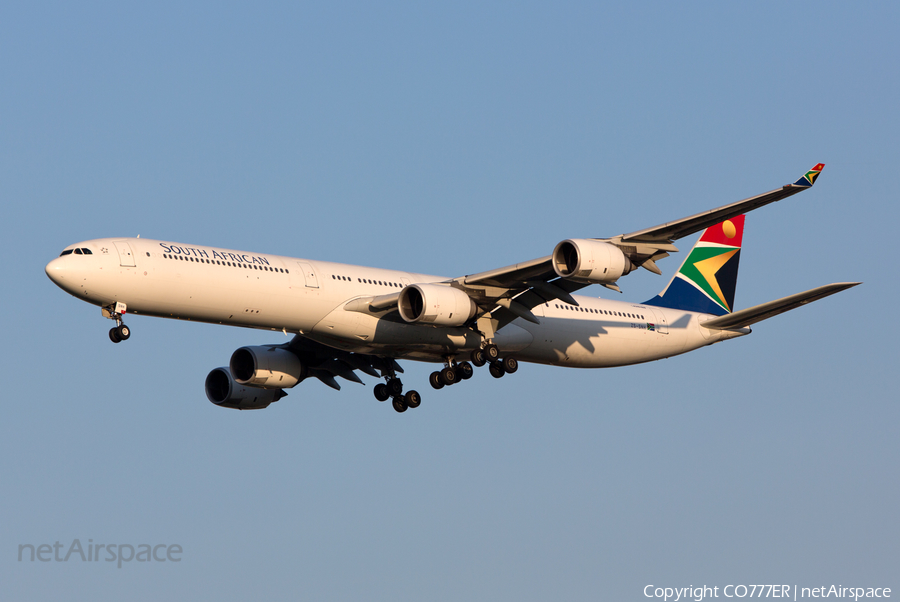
left=45, top=257, right=68, bottom=286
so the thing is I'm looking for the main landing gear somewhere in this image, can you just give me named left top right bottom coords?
left=472, top=343, right=517, bottom=379
left=371, top=342, right=519, bottom=414
left=373, top=374, right=421, bottom=413
left=104, top=302, right=131, bottom=344
left=488, top=355, right=519, bottom=379
left=429, top=360, right=474, bottom=390
left=429, top=343, right=519, bottom=389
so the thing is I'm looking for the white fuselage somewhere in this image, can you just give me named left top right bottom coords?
left=45, top=238, right=747, bottom=367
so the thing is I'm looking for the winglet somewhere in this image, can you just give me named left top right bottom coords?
left=792, top=163, right=825, bottom=188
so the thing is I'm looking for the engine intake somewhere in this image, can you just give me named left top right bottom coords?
left=205, top=367, right=287, bottom=410
left=398, top=283, right=477, bottom=327
left=230, top=346, right=307, bottom=389
left=552, top=239, right=633, bottom=284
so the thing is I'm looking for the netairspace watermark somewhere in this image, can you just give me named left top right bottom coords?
left=644, top=585, right=891, bottom=602
left=18, top=539, right=182, bottom=569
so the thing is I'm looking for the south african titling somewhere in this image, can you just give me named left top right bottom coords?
left=159, top=243, right=271, bottom=266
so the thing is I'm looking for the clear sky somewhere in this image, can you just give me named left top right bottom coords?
left=2, top=2, right=897, bottom=600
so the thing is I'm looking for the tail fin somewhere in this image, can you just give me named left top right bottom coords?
left=643, top=215, right=745, bottom=315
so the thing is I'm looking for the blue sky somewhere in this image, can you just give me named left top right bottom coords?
left=2, top=2, right=897, bottom=600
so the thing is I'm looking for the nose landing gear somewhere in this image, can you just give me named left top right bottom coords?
left=103, top=302, right=131, bottom=344
left=109, top=324, right=131, bottom=343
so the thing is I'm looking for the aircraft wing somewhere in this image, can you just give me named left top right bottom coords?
left=449, top=163, right=828, bottom=329
left=357, top=164, right=827, bottom=332
left=615, top=163, right=825, bottom=244
left=457, top=163, right=825, bottom=289
left=284, top=335, right=404, bottom=390
left=700, top=282, right=860, bottom=331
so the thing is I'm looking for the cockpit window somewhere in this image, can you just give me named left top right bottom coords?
left=74, top=248, right=83, bottom=255
left=60, top=249, right=73, bottom=256
left=81, top=248, right=92, bottom=255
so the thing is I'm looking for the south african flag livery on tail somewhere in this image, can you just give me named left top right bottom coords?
left=644, top=215, right=745, bottom=316
left=793, top=163, right=825, bottom=187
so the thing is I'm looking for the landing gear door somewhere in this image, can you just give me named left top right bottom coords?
left=297, top=262, right=319, bottom=288
left=114, top=241, right=136, bottom=267
left=649, top=308, right=669, bottom=335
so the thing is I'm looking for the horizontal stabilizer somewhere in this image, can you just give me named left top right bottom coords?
left=700, top=282, right=860, bottom=330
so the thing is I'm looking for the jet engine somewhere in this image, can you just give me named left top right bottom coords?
left=205, top=367, right=287, bottom=410
left=398, top=283, right=477, bottom=327
left=230, top=346, right=308, bottom=389
left=552, top=239, right=634, bottom=284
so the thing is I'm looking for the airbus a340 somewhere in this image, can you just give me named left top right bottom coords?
left=46, top=164, right=858, bottom=413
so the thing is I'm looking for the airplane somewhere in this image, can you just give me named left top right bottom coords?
left=45, top=163, right=859, bottom=413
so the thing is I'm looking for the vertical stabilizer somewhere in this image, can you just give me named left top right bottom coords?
left=643, top=215, right=745, bottom=315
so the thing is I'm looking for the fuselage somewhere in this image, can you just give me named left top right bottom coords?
left=45, top=237, right=747, bottom=367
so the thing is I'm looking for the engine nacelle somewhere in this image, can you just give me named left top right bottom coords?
left=205, top=367, right=287, bottom=410
left=552, top=239, right=634, bottom=284
left=230, top=346, right=307, bottom=389
left=398, top=283, right=477, bottom=327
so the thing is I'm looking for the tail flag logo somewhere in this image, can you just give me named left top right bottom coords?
left=644, top=216, right=745, bottom=316
left=681, top=246, right=739, bottom=312
left=676, top=216, right=744, bottom=313
left=793, top=163, right=825, bottom=187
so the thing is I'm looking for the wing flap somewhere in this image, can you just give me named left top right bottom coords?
left=460, top=256, right=553, bottom=288
left=700, top=282, right=860, bottom=330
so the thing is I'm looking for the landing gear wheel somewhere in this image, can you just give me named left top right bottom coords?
left=374, top=383, right=389, bottom=402
left=440, top=367, right=457, bottom=386
left=458, top=362, right=474, bottom=380
left=471, top=349, right=486, bottom=367
left=483, top=344, right=500, bottom=361
left=109, top=327, right=121, bottom=343
left=501, top=356, right=518, bottom=374
left=429, top=371, right=445, bottom=390
left=404, top=390, right=421, bottom=409
left=386, top=378, right=403, bottom=396
left=489, top=361, right=505, bottom=379
left=116, top=324, right=131, bottom=341
left=392, top=397, right=408, bottom=413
